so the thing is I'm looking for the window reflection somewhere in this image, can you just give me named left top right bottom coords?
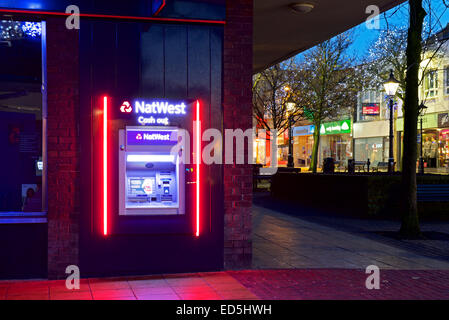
left=0, top=20, right=44, bottom=213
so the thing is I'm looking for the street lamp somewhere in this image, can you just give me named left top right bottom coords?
left=286, top=102, right=296, bottom=168
left=418, top=102, right=428, bottom=175
left=383, top=69, right=400, bottom=173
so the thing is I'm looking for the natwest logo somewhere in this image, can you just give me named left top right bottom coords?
left=120, top=101, right=133, bottom=113
left=135, top=100, right=187, bottom=115
left=142, top=133, right=171, bottom=141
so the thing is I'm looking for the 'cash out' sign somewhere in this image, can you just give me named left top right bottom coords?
left=120, top=100, right=188, bottom=126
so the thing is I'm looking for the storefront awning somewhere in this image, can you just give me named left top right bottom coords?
left=254, top=0, right=406, bottom=73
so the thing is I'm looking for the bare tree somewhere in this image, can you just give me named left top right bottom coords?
left=363, top=26, right=408, bottom=100
left=363, top=24, right=447, bottom=103
left=365, top=0, right=449, bottom=237
left=253, top=58, right=303, bottom=137
left=295, top=33, right=359, bottom=173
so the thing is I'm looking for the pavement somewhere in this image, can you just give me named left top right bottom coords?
left=252, top=194, right=449, bottom=270
left=0, top=272, right=259, bottom=300
left=1, top=193, right=449, bottom=300
left=1, top=269, right=448, bottom=300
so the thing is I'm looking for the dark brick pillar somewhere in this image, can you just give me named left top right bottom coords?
left=46, top=17, right=80, bottom=279
left=223, top=0, right=253, bottom=269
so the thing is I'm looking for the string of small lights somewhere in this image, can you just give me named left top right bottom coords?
left=0, top=20, right=41, bottom=41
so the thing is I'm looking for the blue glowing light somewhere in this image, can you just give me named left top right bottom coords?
left=21, top=22, right=42, bottom=38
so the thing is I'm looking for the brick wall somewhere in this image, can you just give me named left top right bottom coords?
left=223, top=0, right=254, bottom=269
left=46, top=17, right=80, bottom=279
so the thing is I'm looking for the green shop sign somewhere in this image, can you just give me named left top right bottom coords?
left=319, top=119, right=352, bottom=135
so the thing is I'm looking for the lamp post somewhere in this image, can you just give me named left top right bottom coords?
left=383, top=70, right=400, bottom=173
left=287, top=102, right=295, bottom=168
left=418, top=102, right=428, bottom=175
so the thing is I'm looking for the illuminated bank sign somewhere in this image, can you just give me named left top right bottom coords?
left=121, top=100, right=188, bottom=126
left=320, top=119, right=352, bottom=135
left=127, top=129, right=178, bottom=145
left=135, top=101, right=187, bottom=115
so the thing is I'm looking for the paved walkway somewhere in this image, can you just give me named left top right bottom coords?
left=0, top=273, right=259, bottom=300
left=232, top=269, right=449, bottom=300
left=2, top=195, right=449, bottom=300
left=253, top=194, right=449, bottom=270
left=1, top=269, right=449, bottom=300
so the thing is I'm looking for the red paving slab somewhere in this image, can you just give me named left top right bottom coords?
left=136, top=293, right=180, bottom=300
left=0, top=269, right=448, bottom=300
left=229, top=269, right=449, bottom=300
left=50, top=291, right=93, bottom=300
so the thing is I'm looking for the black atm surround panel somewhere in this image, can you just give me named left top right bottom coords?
left=78, top=20, right=224, bottom=274
left=96, top=97, right=205, bottom=237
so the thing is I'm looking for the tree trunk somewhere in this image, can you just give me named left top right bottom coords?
left=400, top=0, right=426, bottom=237
left=309, top=122, right=321, bottom=173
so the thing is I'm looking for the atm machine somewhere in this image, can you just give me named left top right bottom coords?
left=118, top=127, right=185, bottom=216
left=97, top=98, right=201, bottom=237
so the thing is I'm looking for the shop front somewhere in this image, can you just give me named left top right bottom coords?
left=353, top=120, right=389, bottom=166
left=318, top=119, right=353, bottom=169
left=438, top=112, right=449, bottom=170
left=292, top=125, right=314, bottom=168
left=254, top=134, right=267, bottom=165
left=276, top=131, right=289, bottom=167
left=397, top=112, right=449, bottom=174
left=0, top=1, right=253, bottom=279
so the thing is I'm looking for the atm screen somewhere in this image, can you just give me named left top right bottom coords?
left=128, top=177, right=155, bottom=197
left=124, top=161, right=179, bottom=210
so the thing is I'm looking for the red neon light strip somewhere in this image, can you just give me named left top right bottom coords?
left=195, top=100, right=201, bottom=237
left=153, top=0, right=166, bottom=16
left=103, top=96, right=108, bottom=236
left=0, top=8, right=225, bottom=25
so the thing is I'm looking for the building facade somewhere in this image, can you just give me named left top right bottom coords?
left=0, top=0, right=254, bottom=280
left=353, top=90, right=398, bottom=167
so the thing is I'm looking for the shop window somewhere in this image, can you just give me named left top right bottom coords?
left=320, top=134, right=352, bottom=167
left=444, top=67, right=449, bottom=95
left=422, top=130, right=439, bottom=168
left=0, top=20, right=46, bottom=216
left=354, top=137, right=385, bottom=166
left=440, top=129, right=449, bottom=169
left=424, top=69, right=438, bottom=98
left=277, top=145, right=288, bottom=166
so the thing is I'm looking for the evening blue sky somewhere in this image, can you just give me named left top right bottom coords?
left=297, top=0, right=449, bottom=61
left=350, top=0, right=449, bottom=59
